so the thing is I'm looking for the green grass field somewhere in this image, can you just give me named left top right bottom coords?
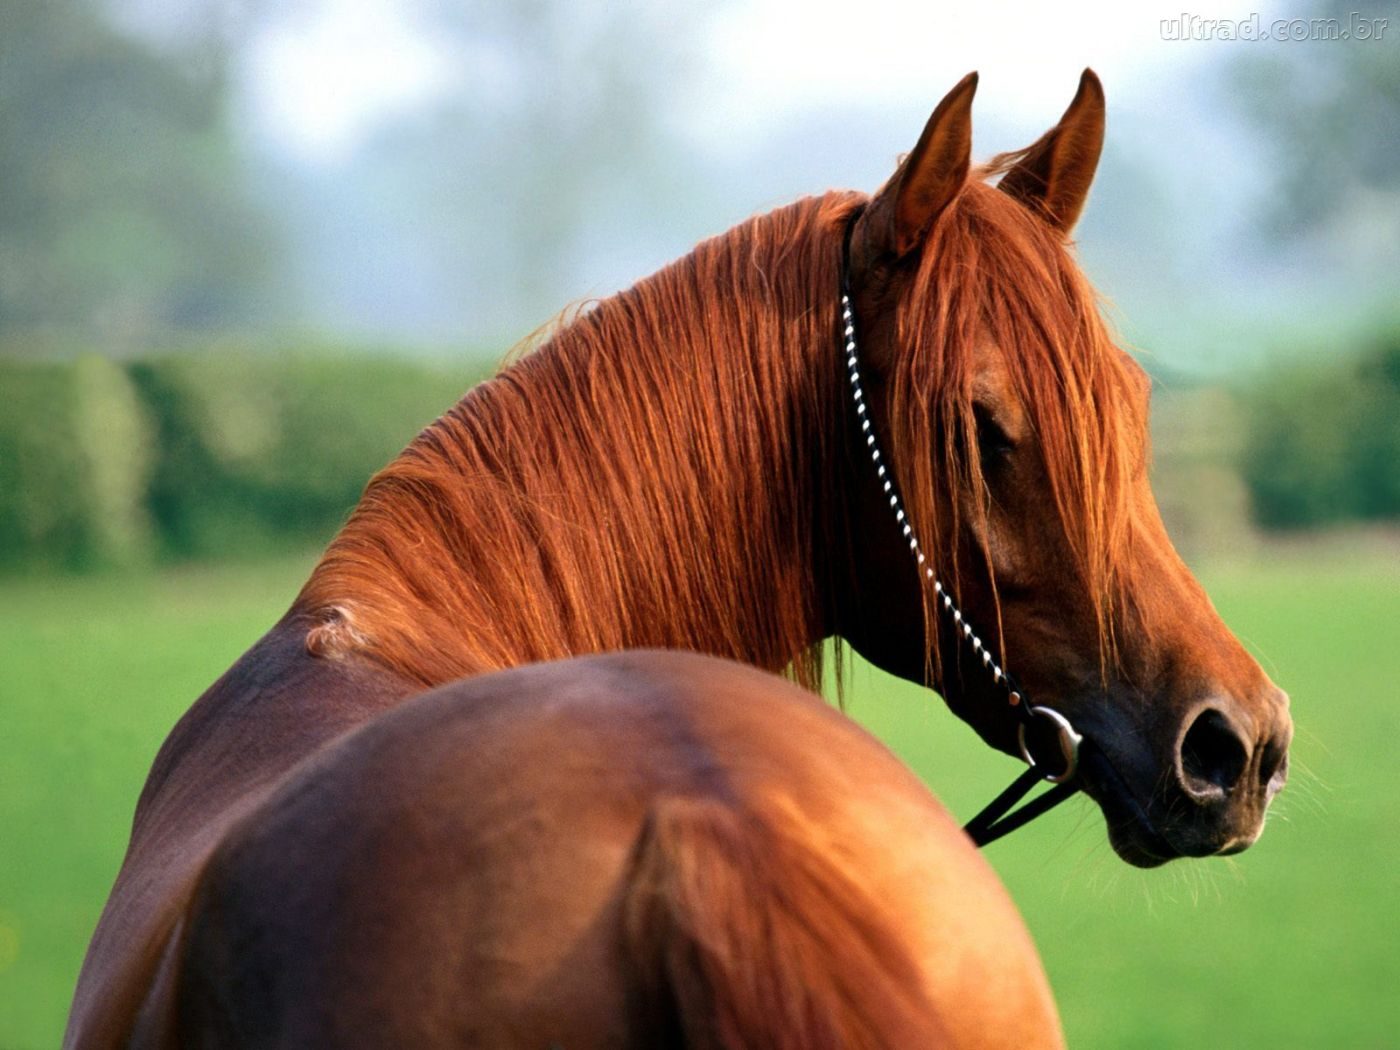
left=2, top=546, right=1397, bottom=1048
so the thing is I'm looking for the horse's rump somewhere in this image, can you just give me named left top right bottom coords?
left=153, top=651, right=1060, bottom=1049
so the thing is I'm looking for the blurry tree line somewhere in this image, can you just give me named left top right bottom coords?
left=1231, top=0, right=1400, bottom=248
left=0, top=0, right=696, bottom=348
left=0, top=0, right=1398, bottom=574
left=276, top=2, right=705, bottom=343
left=0, top=0, right=281, bottom=349
left=1218, top=0, right=1400, bottom=530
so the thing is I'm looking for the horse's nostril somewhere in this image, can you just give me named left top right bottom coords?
left=1259, top=731, right=1290, bottom=799
left=1178, top=707, right=1249, bottom=801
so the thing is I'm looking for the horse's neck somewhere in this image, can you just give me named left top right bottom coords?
left=299, top=202, right=849, bottom=690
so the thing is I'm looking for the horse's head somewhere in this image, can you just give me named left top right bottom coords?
left=835, top=71, right=1291, bottom=867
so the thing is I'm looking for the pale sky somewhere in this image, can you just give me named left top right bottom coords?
left=241, top=0, right=1275, bottom=162
left=242, top=1, right=454, bottom=160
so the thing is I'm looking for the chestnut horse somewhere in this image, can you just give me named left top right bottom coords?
left=67, top=70, right=1291, bottom=1048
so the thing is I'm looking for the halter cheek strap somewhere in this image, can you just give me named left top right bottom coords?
left=839, top=211, right=1081, bottom=848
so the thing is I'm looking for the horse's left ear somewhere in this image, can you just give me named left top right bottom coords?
left=997, top=68, right=1105, bottom=233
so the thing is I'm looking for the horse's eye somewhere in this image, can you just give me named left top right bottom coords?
left=974, top=404, right=1015, bottom=460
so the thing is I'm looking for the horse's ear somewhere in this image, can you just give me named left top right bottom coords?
left=996, top=68, right=1105, bottom=233
left=864, top=71, right=977, bottom=258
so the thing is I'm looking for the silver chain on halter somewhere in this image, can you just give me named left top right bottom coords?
left=839, top=293, right=1022, bottom=697
left=837, top=252, right=1085, bottom=846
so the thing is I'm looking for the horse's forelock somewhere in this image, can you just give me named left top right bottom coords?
left=890, top=178, right=1144, bottom=676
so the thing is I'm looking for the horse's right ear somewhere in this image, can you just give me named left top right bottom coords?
left=862, top=72, right=977, bottom=259
left=995, top=69, right=1105, bottom=233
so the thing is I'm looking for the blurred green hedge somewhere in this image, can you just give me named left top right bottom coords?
left=1241, top=333, right=1400, bottom=529
left=3, top=332, right=1398, bottom=572
left=0, top=356, right=153, bottom=570
left=129, top=353, right=476, bottom=557
left=2, top=351, right=484, bottom=568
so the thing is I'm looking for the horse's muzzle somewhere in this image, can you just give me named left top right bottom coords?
left=1077, top=688, right=1292, bottom=868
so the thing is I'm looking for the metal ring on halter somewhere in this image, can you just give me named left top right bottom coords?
left=1017, top=706, right=1083, bottom=784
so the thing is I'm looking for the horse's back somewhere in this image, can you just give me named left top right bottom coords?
left=152, top=650, right=1060, bottom=1049
left=65, top=616, right=419, bottom=1050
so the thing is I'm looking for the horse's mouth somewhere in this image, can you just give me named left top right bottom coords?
left=1077, top=735, right=1264, bottom=867
left=1075, top=739, right=1181, bottom=869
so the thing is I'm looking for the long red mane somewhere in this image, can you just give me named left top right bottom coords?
left=299, top=192, right=862, bottom=688
left=298, top=175, right=1142, bottom=688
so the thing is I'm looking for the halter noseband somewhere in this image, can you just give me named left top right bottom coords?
left=839, top=211, right=1082, bottom=848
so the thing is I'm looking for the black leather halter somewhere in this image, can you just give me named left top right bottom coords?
left=839, top=211, right=1082, bottom=847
